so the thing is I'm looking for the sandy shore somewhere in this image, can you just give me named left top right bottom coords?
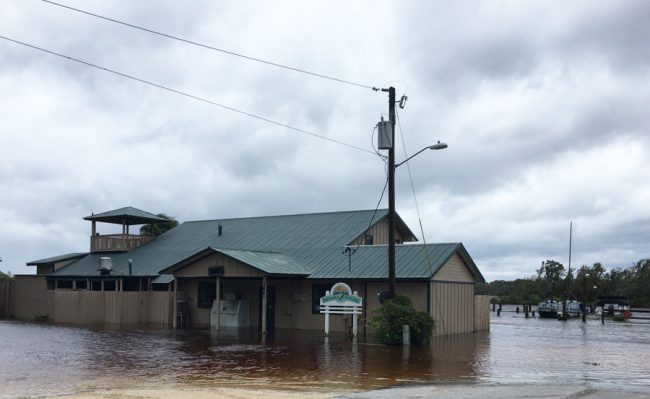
left=53, top=387, right=351, bottom=399
left=51, top=384, right=650, bottom=399
left=53, top=385, right=650, bottom=399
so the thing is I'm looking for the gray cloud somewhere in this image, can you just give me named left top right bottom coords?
left=0, top=0, right=648, bottom=281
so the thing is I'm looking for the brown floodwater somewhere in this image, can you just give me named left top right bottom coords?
left=1, top=310, right=649, bottom=398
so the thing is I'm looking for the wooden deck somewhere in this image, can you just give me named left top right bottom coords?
left=90, top=234, right=153, bottom=252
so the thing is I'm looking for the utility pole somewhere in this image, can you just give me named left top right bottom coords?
left=377, top=86, right=446, bottom=299
left=385, top=86, right=397, bottom=298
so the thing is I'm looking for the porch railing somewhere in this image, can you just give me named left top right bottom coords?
left=90, top=234, right=154, bottom=253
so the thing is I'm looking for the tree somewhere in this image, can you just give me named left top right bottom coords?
left=630, top=259, right=650, bottom=307
left=139, top=214, right=179, bottom=237
left=0, top=270, right=13, bottom=280
left=536, top=260, right=566, bottom=298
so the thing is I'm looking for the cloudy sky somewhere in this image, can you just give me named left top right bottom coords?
left=1, top=1, right=648, bottom=280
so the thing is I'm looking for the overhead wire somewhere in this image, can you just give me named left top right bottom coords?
left=40, top=0, right=376, bottom=90
left=342, top=172, right=388, bottom=271
left=370, top=126, right=388, bottom=164
left=396, top=107, right=447, bottom=335
left=342, top=125, right=390, bottom=268
left=0, top=35, right=376, bottom=155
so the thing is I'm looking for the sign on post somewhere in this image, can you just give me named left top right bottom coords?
left=319, top=282, right=363, bottom=336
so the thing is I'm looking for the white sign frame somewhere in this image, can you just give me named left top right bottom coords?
left=319, top=282, right=363, bottom=336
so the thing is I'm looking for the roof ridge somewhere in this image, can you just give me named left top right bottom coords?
left=183, top=208, right=388, bottom=224
left=210, top=246, right=283, bottom=254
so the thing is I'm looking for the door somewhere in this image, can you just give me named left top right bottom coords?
left=259, top=286, right=276, bottom=334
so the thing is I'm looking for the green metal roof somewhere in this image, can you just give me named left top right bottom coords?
left=27, top=253, right=88, bottom=266
left=213, top=248, right=309, bottom=276
left=47, top=209, right=483, bottom=282
left=288, top=243, right=484, bottom=281
left=83, top=207, right=170, bottom=225
left=151, top=274, right=174, bottom=284
left=52, top=209, right=393, bottom=277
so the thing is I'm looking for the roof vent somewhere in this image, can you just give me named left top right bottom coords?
left=98, top=256, right=112, bottom=275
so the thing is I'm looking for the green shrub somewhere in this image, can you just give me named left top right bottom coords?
left=369, top=295, right=435, bottom=345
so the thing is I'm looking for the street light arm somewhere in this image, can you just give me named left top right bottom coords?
left=395, top=142, right=448, bottom=168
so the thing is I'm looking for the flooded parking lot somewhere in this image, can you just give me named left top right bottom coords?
left=1, top=312, right=649, bottom=398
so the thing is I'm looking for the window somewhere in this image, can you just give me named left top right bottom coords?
left=75, top=280, right=87, bottom=290
left=197, top=281, right=217, bottom=309
left=152, top=283, right=169, bottom=292
left=90, top=281, right=102, bottom=291
left=364, top=234, right=374, bottom=245
left=56, top=280, right=73, bottom=289
left=122, top=278, right=141, bottom=291
left=103, top=280, right=116, bottom=291
left=311, top=283, right=330, bottom=314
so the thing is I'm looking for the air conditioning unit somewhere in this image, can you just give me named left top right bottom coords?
left=97, top=257, right=112, bottom=271
left=98, top=257, right=112, bottom=275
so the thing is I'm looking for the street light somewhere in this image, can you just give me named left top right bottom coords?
left=395, top=142, right=448, bottom=168
left=388, top=140, right=447, bottom=298
left=379, top=86, right=448, bottom=299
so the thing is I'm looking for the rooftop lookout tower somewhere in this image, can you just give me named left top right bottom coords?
left=84, top=207, right=170, bottom=253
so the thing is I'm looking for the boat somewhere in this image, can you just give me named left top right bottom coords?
left=596, top=296, right=631, bottom=318
left=557, top=300, right=582, bottom=319
left=537, top=300, right=560, bottom=318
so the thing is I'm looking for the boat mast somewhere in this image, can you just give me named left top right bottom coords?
left=568, top=221, right=572, bottom=280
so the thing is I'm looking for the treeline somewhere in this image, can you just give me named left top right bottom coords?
left=0, top=270, right=13, bottom=280
left=476, top=258, right=650, bottom=307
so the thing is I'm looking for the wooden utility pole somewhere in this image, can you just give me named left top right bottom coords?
left=386, top=86, right=397, bottom=298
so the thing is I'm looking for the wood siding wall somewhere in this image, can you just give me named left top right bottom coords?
left=430, top=281, right=475, bottom=336
left=433, top=253, right=475, bottom=282
left=0, top=279, right=14, bottom=318
left=351, top=219, right=403, bottom=246
left=474, top=295, right=491, bottom=332
left=13, top=275, right=173, bottom=326
left=181, top=278, right=430, bottom=333
left=175, top=253, right=264, bottom=278
left=270, top=280, right=428, bottom=333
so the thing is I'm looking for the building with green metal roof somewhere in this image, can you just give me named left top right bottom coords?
left=17, top=207, right=488, bottom=336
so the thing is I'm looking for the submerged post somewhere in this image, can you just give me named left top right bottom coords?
left=352, top=290, right=359, bottom=337
left=402, top=325, right=410, bottom=345
left=215, top=275, right=221, bottom=332
left=173, top=277, right=178, bottom=329
left=261, top=276, right=268, bottom=335
left=324, top=290, right=330, bottom=336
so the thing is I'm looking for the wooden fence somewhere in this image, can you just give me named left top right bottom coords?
left=13, top=275, right=173, bottom=326
left=474, top=295, right=490, bottom=332
left=0, top=279, right=15, bottom=318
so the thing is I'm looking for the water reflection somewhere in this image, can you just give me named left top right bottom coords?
left=1, top=315, right=649, bottom=398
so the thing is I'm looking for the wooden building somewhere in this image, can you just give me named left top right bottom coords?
left=17, top=207, right=488, bottom=336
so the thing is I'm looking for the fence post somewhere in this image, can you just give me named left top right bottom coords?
left=402, top=325, right=410, bottom=345
left=324, top=290, right=330, bottom=336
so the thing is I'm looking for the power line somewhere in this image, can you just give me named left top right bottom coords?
left=40, top=0, right=376, bottom=90
left=0, top=35, right=375, bottom=155
left=343, top=173, right=389, bottom=268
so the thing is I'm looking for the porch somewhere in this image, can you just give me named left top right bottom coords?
left=90, top=234, right=154, bottom=252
